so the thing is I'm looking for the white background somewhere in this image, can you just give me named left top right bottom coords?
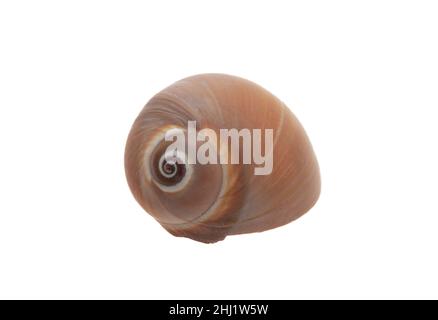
left=0, top=1, right=437, bottom=299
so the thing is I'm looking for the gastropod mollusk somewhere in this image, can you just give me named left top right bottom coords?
left=125, top=74, right=320, bottom=243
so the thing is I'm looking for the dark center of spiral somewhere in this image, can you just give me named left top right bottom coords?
left=162, top=160, right=177, bottom=176
left=155, top=155, right=187, bottom=186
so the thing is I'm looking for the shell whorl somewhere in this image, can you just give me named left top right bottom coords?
left=125, top=74, right=320, bottom=243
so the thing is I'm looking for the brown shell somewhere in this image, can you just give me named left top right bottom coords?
left=125, top=74, right=320, bottom=243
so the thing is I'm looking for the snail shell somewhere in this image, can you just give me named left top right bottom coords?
left=125, top=74, right=320, bottom=243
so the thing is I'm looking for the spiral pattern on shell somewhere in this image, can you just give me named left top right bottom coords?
left=125, top=74, right=320, bottom=243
